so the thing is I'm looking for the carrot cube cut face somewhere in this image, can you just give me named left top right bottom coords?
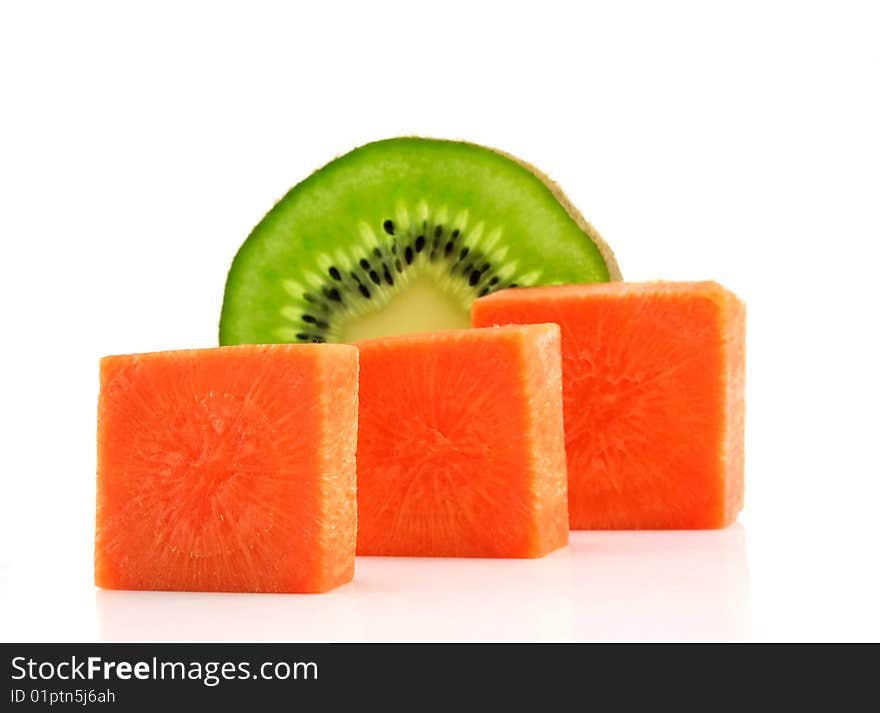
left=96, top=344, right=359, bottom=593
left=355, top=324, right=569, bottom=557
left=473, top=282, right=745, bottom=530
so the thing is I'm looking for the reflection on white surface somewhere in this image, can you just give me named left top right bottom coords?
left=97, top=525, right=750, bottom=642
left=569, top=525, right=751, bottom=640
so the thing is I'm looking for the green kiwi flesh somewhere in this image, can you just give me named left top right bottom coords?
left=219, top=137, right=620, bottom=345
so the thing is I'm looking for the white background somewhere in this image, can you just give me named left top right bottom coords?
left=1, top=1, right=878, bottom=642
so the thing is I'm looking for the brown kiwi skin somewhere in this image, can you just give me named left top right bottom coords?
left=478, top=143, right=622, bottom=281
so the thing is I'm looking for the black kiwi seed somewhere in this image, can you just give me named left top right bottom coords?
left=296, top=220, right=518, bottom=342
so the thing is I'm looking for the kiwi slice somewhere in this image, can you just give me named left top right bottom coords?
left=220, top=137, right=620, bottom=345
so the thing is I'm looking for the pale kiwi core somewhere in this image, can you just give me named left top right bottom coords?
left=339, top=276, right=471, bottom=342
